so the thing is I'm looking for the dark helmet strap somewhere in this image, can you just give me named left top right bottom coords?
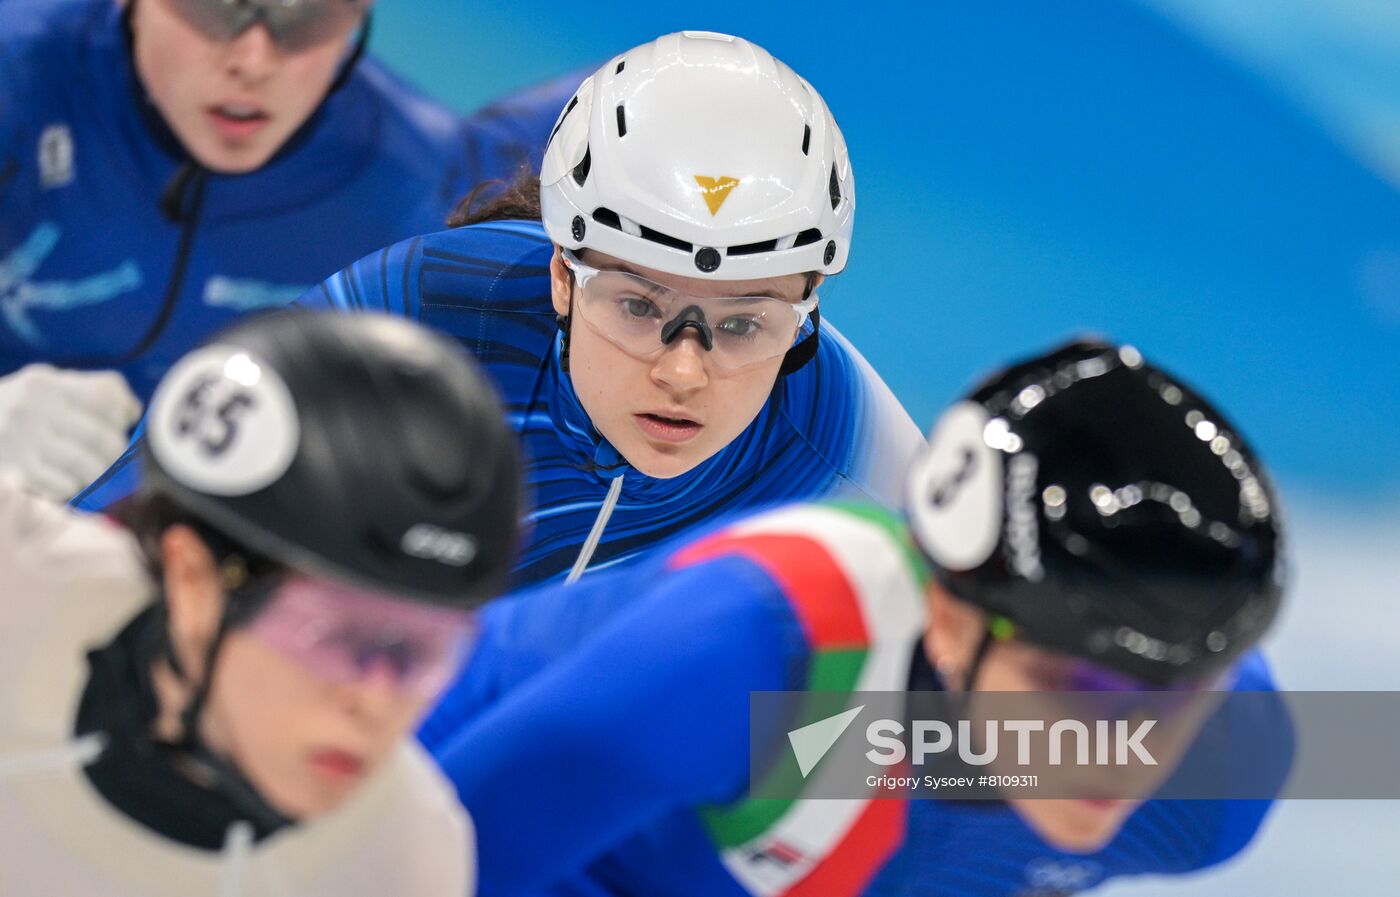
left=168, top=589, right=294, bottom=835
left=173, top=737, right=294, bottom=835
left=963, top=626, right=996, bottom=693
left=175, top=603, right=235, bottom=752
left=778, top=306, right=821, bottom=377
left=326, top=10, right=372, bottom=97
left=557, top=287, right=574, bottom=373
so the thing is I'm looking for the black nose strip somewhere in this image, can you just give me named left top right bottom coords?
left=659, top=305, right=714, bottom=351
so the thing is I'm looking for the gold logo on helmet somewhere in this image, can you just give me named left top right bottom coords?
left=694, top=176, right=740, bottom=216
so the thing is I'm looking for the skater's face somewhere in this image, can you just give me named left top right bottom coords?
left=924, top=585, right=1225, bottom=853
left=550, top=247, right=819, bottom=479
left=159, top=526, right=473, bottom=819
left=124, top=0, right=367, bottom=174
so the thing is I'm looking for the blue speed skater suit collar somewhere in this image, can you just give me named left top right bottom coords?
left=544, top=334, right=631, bottom=475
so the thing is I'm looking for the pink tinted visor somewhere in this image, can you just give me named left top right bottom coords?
left=1053, top=657, right=1235, bottom=720
left=245, top=575, right=477, bottom=697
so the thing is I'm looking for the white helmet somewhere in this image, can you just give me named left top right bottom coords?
left=540, top=31, right=855, bottom=280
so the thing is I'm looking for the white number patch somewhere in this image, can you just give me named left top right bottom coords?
left=148, top=344, right=300, bottom=496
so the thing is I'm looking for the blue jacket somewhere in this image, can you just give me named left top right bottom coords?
left=420, top=501, right=1288, bottom=897
left=79, top=220, right=924, bottom=588
left=0, top=0, right=576, bottom=400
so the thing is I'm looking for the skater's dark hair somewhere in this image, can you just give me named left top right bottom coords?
left=448, top=169, right=542, bottom=228
left=115, top=494, right=285, bottom=597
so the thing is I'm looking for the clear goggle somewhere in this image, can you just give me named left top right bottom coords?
left=163, top=0, right=366, bottom=52
left=561, top=249, right=817, bottom=371
left=244, top=574, right=476, bottom=698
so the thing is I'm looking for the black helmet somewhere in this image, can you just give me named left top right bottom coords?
left=142, top=310, right=521, bottom=609
left=906, top=338, right=1284, bottom=686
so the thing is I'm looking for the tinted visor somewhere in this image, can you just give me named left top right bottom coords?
left=164, top=0, right=364, bottom=52
left=244, top=574, right=477, bottom=697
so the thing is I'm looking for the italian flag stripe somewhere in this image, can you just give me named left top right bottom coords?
left=702, top=650, right=866, bottom=847
left=671, top=504, right=927, bottom=897
left=716, top=797, right=907, bottom=897
left=670, top=532, right=871, bottom=652
left=674, top=530, right=874, bottom=849
left=824, top=501, right=930, bottom=589
left=784, top=800, right=905, bottom=897
left=807, top=649, right=868, bottom=696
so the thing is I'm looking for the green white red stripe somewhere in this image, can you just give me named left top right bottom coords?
left=669, top=503, right=928, bottom=897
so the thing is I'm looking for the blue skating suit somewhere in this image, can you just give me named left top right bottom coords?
left=0, top=0, right=576, bottom=400
left=418, top=502, right=1287, bottom=897
left=77, top=220, right=923, bottom=588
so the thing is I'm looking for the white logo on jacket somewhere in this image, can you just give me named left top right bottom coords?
left=203, top=276, right=308, bottom=311
left=38, top=124, right=74, bottom=188
left=0, top=223, right=142, bottom=346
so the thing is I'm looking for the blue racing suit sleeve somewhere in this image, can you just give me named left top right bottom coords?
left=793, top=323, right=925, bottom=511
left=414, top=564, right=634, bottom=752
left=430, top=554, right=808, bottom=897
left=292, top=234, right=427, bottom=316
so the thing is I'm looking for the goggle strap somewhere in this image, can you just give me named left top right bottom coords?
left=778, top=306, right=821, bottom=377
left=325, top=9, right=372, bottom=95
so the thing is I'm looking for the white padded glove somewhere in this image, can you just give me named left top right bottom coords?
left=0, top=364, right=142, bottom=502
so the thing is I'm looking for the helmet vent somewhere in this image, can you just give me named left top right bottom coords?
left=793, top=228, right=823, bottom=248
left=615, top=59, right=626, bottom=74
left=591, top=207, right=693, bottom=252
left=801, top=124, right=811, bottom=156
left=546, top=94, right=580, bottom=150
left=616, top=104, right=628, bottom=138
left=728, top=239, right=779, bottom=257
left=639, top=223, right=692, bottom=253
left=828, top=164, right=841, bottom=210
left=592, top=207, right=622, bottom=230
left=572, top=146, right=592, bottom=186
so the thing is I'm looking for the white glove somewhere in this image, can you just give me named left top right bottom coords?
left=0, top=364, right=142, bottom=502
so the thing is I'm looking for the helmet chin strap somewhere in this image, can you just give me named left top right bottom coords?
left=556, top=283, right=575, bottom=373
left=962, top=627, right=996, bottom=693
left=159, top=572, right=294, bottom=835
left=960, top=614, right=1015, bottom=692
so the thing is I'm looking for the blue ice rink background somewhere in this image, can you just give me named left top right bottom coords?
left=373, top=1, right=1399, bottom=892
